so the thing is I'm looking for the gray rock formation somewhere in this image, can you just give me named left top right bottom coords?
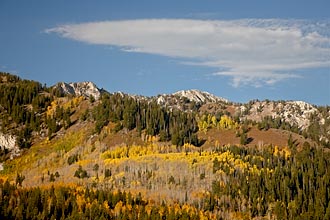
left=54, top=82, right=101, bottom=100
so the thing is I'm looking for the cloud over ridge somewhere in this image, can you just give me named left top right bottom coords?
left=46, top=19, right=330, bottom=87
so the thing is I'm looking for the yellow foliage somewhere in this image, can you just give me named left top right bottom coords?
left=218, top=115, right=238, bottom=130
left=158, top=205, right=165, bottom=216
left=72, top=96, right=84, bottom=107
left=173, top=203, right=181, bottom=215
left=116, top=171, right=125, bottom=178
left=76, top=159, right=92, bottom=166
left=197, top=115, right=209, bottom=133
left=114, top=200, right=123, bottom=216
left=249, top=165, right=261, bottom=175
left=145, top=203, right=153, bottom=216
left=103, top=200, right=110, bottom=211
left=211, top=115, right=217, bottom=127
left=126, top=204, right=132, bottom=212
left=274, top=145, right=291, bottom=159
left=274, top=145, right=279, bottom=157
left=46, top=100, right=58, bottom=117
left=102, top=143, right=194, bottom=160
left=199, top=210, right=209, bottom=220
left=283, top=146, right=291, bottom=159
left=130, top=180, right=141, bottom=187
left=197, top=114, right=238, bottom=132
left=46, top=96, right=83, bottom=118
left=76, top=194, right=86, bottom=212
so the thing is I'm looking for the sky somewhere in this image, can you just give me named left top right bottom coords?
left=0, top=0, right=330, bottom=105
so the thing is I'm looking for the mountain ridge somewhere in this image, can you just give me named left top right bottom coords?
left=0, top=73, right=329, bottom=161
left=48, top=79, right=329, bottom=147
left=42, top=78, right=330, bottom=143
left=53, top=79, right=326, bottom=108
left=58, top=79, right=326, bottom=133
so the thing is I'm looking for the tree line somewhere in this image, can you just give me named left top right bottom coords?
left=0, top=181, right=216, bottom=220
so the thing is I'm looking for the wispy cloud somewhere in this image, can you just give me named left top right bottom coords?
left=45, top=19, right=330, bottom=87
left=213, top=72, right=300, bottom=88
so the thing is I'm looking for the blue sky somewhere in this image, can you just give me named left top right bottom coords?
left=1, top=0, right=329, bottom=105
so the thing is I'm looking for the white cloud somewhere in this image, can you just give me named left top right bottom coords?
left=45, top=19, right=330, bottom=87
left=213, top=71, right=300, bottom=88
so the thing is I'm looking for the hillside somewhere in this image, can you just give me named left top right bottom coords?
left=0, top=72, right=329, bottom=220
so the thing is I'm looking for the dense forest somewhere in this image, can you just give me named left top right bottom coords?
left=0, top=182, right=212, bottom=220
left=0, top=72, right=50, bottom=148
left=1, top=143, right=329, bottom=219
left=92, top=93, right=199, bottom=146
left=0, top=72, right=76, bottom=144
left=209, top=143, right=330, bottom=219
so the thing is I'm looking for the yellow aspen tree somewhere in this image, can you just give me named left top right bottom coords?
left=211, top=115, right=217, bottom=127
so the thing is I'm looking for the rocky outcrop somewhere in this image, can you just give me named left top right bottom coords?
left=173, top=89, right=228, bottom=104
left=148, top=89, right=228, bottom=111
left=0, top=133, right=17, bottom=151
left=0, top=132, right=20, bottom=162
left=154, top=89, right=226, bottom=107
left=54, top=82, right=101, bottom=100
left=240, top=100, right=318, bottom=130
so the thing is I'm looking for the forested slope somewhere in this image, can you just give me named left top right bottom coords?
left=0, top=72, right=329, bottom=220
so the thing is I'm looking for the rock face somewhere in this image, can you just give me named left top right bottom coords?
left=174, top=89, right=228, bottom=104
left=240, top=100, right=318, bottom=130
left=281, top=101, right=318, bottom=130
left=159, top=89, right=225, bottom=103
left=0, top=133, right=17, bottom=151
left=54, top=82, right=101, bottom=100
left=151, top=89, right=228, bottom=111
left=0, top=133, right=20, bottom=162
